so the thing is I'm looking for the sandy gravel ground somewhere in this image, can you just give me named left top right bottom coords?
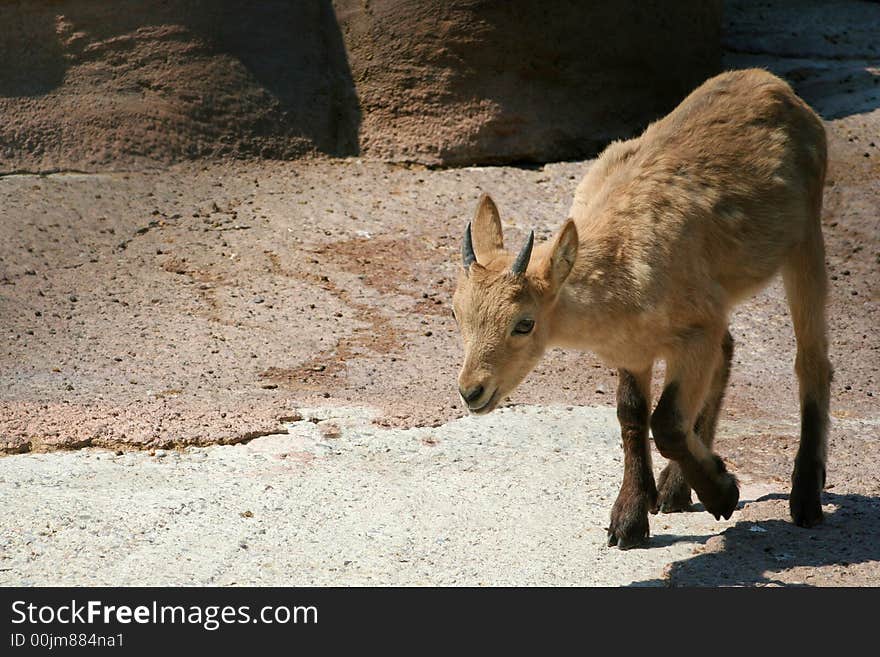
left=1, top=124, right=876, bottom=585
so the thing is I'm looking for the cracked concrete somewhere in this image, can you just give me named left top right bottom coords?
left=1, top=405, right=781, bottom=586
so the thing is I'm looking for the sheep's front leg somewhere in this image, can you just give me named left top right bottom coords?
left=657, top=329, right=735, bottom=512
left=608, top=367, right=658, bottom=549
left=651, top=330, right=740, bottom=521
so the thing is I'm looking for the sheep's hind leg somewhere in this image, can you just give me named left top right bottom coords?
left=608, top=367, right=658, bottom=549
left=782, top=222, right=832, bottom=527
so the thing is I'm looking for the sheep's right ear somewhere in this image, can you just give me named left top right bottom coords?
left=543, top=220, right=578, bottom=292
left=471, top=194, right=504, bottom=262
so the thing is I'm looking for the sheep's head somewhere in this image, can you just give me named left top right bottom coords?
left=452, top=194, right=579, bottom=414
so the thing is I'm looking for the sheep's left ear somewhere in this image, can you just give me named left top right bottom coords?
left=471, top=193, right=505, bottom=262
left=542, top=220, right=578, bottom=292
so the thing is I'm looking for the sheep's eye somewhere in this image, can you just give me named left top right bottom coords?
left=451, top=308, right=458, bottom=323
left=513, top=319, right=534, bottom=335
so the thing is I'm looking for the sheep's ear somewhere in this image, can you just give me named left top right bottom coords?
left=471, top=194, right=504, bottom=261
left=542, top=220, right=578, bottom=291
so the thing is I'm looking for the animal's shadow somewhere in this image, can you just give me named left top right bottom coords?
left=632, top=491, right=880, bottom=586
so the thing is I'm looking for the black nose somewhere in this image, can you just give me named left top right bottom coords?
left=460, top=385, right=484, bottom=404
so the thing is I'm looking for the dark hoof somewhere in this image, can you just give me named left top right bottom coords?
left=606, top=522, right=648, bottom=550
left=607, top=491, right=654, bottom=550
left=698, top=470, right=740, bottom=521
left=657, top=463, right=693, bottom=513
left=790, top=464, right=825, bottom=528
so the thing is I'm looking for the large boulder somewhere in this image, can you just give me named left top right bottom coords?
left=339, top=0, right=723, bottom=165
left=0, top=1, right=721, bottom=171
left=0, top=1, right=359, bottom=171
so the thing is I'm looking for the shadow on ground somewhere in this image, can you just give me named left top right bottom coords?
left=633, top=492, right=880, bottom=586
left=723, top=0, right=880, bottom=120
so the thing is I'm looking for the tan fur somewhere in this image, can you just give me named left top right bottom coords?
left=453, top=69, right=832, bottom=530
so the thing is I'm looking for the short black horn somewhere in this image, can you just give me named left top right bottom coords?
left=511, top=230, right=534, bottom=275
left=462, top=221, right=477, bottom=269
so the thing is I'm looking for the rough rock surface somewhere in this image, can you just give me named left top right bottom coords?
left=0, top=1, right=720, bottom=170
left=0, top=1, right=359, bottom=171
left=336, top=0, right=722, bottom=164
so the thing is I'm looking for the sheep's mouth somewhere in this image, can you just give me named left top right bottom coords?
left=468, top=390, right=499, bottom=415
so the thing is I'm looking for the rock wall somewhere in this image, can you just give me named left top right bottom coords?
left=0, top=1, right=359, bottom=171
left=338, top=0, right=723, bottom=165
left=0, top=1, right=721, bottom=171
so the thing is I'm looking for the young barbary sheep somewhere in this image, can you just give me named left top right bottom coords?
left=452, top=69, right=831, bottom=549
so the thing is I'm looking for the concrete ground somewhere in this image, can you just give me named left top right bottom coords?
left=2, top=405, right=876, bottom=586
left=0, top=405, right=783, bottom=587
